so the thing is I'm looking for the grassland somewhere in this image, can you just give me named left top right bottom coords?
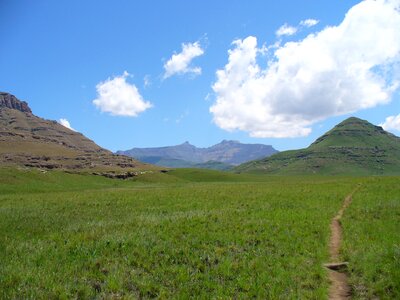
left=0, top=167, right=399, bottom=298
left=342, top=177, right=400, bottom=299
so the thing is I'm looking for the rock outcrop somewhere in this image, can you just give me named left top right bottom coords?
left=0, top=91, right=155, bottom=173
left=0, top=92, right=32, bottom=113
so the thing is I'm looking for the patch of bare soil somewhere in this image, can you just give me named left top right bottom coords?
left=325, top=189, right=359, bottom=300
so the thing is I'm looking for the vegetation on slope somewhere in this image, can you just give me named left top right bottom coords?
left=235, top=117, right=400, bottom=175
left=133, top=156, right=233, bottom=170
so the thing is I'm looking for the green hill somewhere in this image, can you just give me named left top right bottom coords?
left=235, top=117, right=400, bottom=175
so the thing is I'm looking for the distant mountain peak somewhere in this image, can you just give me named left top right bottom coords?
left=118, top=140, right=278, bottom=168
left=0, top=92, right=32, bottom=113
left=178, top=141, right=196, bottom=148
left=220, top=139, right=240, bottom=144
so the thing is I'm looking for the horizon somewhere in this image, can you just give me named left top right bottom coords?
left=116, top=139, right=276, bottom=152
left=2, top=91, right=395, bottom=153
left=1, top=0, right=400, bottom=152
left=114, top=114, right=399, bottom=152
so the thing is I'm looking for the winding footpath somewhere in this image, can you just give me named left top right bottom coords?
left=324, top=187, right=360, bottom=300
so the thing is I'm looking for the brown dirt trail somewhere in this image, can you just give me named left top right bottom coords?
left=325, top=188, right=359, bottom=300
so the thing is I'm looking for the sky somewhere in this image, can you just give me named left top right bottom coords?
left=1, top=0, right=399, bottom=152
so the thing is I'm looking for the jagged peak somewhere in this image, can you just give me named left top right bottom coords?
left=178, top=141, right=195, bottom=147
left=220, top=139, right=240, bottom=144
left=0, top=92, right=32, bottom=113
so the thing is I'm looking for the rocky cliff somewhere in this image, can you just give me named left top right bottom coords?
left=0, top=92, right=154, bottom=174
left=0, top=92, right=32, bottom=113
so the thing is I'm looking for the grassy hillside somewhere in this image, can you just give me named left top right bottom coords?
left=133, top=156, right=233, bottom=170
left=192, top=161, right=233, bottom=171
left=236, top=117, right=400, bottom=175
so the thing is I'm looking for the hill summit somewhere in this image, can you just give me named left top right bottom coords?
left=0, top=92, right=151, bottom=173
left=236, top=117, right=400, bottom=175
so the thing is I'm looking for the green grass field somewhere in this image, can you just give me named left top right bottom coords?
left=0, top=168, right=398, bottom=299
left=342, top=177, right=400, bottom=299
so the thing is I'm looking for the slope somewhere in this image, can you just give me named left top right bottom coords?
left=236, top=117, right=400, bottom=175
left=0, top=92, right=152, bottom=173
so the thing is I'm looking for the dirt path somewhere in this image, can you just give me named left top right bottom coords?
left=325, top=189, right=358, bottom=300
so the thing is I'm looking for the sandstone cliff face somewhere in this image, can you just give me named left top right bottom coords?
left=0, top=92, right=153, bottom=173
left=0, top=92, right=32, bottom=113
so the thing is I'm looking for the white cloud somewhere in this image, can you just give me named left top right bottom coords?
left=143, top=75, right=151, bottom=88
left=93, top=71, right=152, bottom=117
left=300, top=19, right=319, bottom=27
left=176, top=110, right=189, bottom=124
left=210, top=0, right=400, bottom=138
left=163, top=41, right=204, bottom=79
left=276, top=19, right=319, bottom=38
left=204, top=93, right=212, bottom=101
left=380, top=114, right=400, bottom=131
left=58, top=118, right=75, bottom=131
left=276, top=24, right=298, bottom=37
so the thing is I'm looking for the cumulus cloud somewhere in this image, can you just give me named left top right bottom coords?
left=210, top=0, right=400, bottom=138
left=300, top=18, right=319, bottom=27
left=93, top=71, right=152, bottom=117
left=58, top=118, right=75, bottom=131
left=276, top=24, right=298, bottom=37
left=380, top=114, right=400, bottom=132
left=163, top=41, right=204, bottom=79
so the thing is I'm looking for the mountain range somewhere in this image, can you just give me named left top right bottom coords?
left=117, top=140, right=278, bottom=169
left=2, top=91, right=399, bottom=176
left=236, top=117, right=400, bottom=175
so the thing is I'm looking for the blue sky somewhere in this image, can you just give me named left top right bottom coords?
left=1, top=0, right=399, bottom=152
